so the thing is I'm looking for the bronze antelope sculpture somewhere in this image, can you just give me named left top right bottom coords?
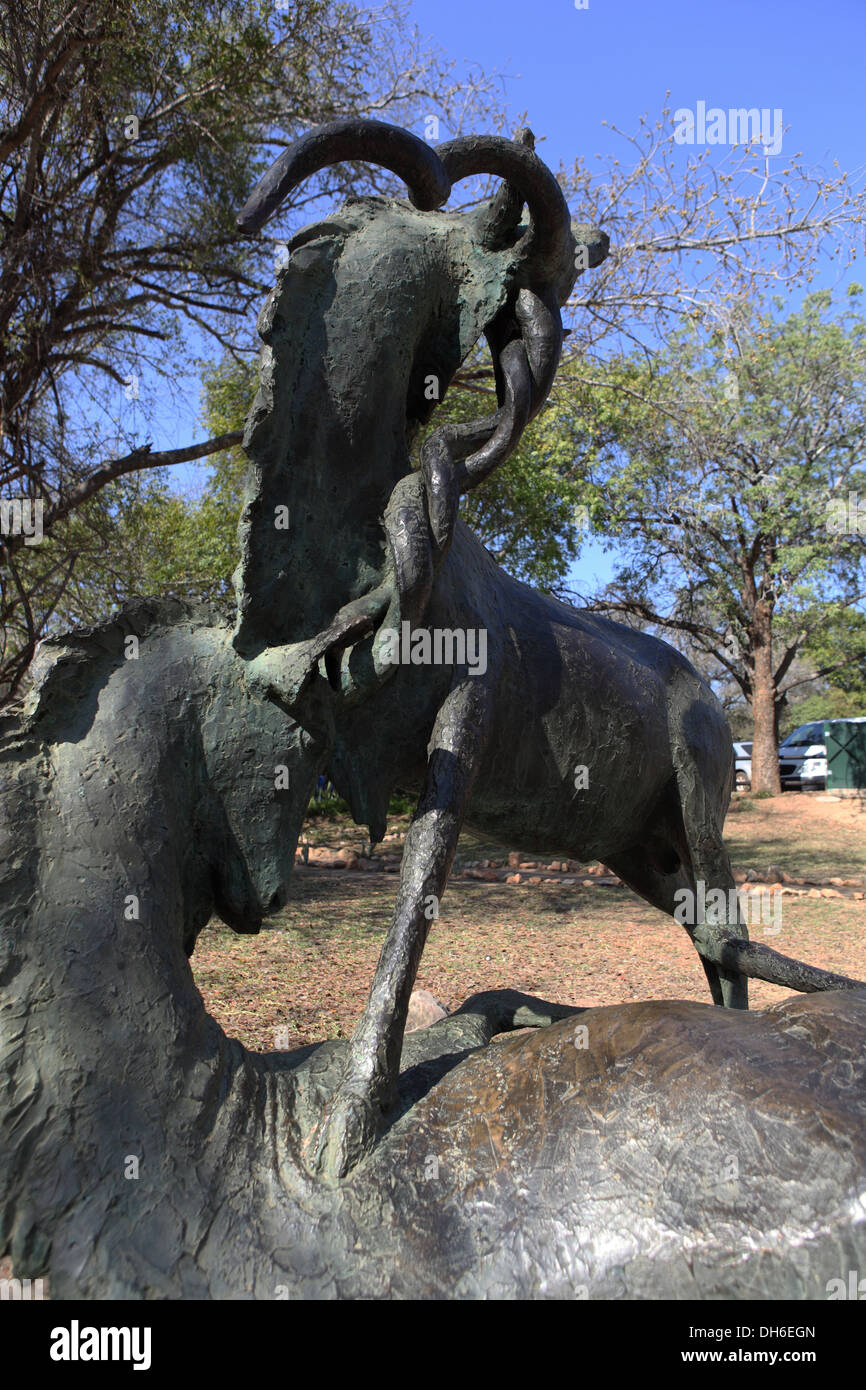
left=233, top=119, right=863, bottom=1180
left=4, top=612, right=866, bottom=1300
left=3, top=120, right=866, bottom=1298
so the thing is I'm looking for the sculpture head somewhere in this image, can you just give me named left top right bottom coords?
left=197, top=628, right=325, bottom=934
left=236, top=116, right=607, bottom=306
left=3, top=602, right=324, bottom=950
left=233, top=120, right=609, bottom=653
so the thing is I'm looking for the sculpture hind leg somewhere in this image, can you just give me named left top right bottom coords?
left=664, top=671, right=749, bottom=1008
left=605, top=831, right=741, bottom=1009
left=610, top=786, right=866, bottom=1004
left=679, top=828, right=748, bottom=1009
left=304, top=672, right=494, bottom=1182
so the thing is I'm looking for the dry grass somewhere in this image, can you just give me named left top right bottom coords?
left=192, top=792, right=866, bottom=1053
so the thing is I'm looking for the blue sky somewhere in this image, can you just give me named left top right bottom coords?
left=155, top=0, right=866, bottom=595
left=404, top=0, right=866, bottom=593
left=407, top=0, right=865, bottom=180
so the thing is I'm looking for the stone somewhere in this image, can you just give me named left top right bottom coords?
left=405, top=989, right=448, bottom=1032
left=356, top=857, right=385, bottom=873
left=307, top=846, right=340, bottom=866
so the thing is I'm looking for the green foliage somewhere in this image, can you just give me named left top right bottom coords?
left=1, top=0, right=507, bottom=697
left=137, top=348, right=602, bottom=605
left=6, top=352, right=261, bottom=643
left=553, top=291, right=866, bottom=702
left=784, top=689, right=866, bottom=729
left=408, top=351, right=598, bottom=592
left=781, top=606, right=866, bottom=733
left=305, top=791, right=352, bottom=821
left=800, top=607, right=866, bottom=697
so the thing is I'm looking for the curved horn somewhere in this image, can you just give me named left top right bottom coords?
left=237, top=118, right=451, bottom=233
left=434, top=133, right=572, bottom=276
left=419, top=285, right=561, bottom=553
left=509, top=288, right=563, bottom=421
left=470, top=126, right=536, bottom=251
left=454, top=337, right=533, bottom=492
left=419, top=331, right=534, bottom=553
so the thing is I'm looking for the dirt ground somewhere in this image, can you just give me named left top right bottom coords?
left=192, top=792, right=866, bottom=1053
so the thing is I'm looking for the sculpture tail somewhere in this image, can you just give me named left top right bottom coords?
left=694, top=926, right=866, bottom=995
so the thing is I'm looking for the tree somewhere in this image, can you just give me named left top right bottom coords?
left=442, top=108, right=866, bottom=596
left=567, top=288, right=866, bottom=793
left=558, top=103, right=866, bottom=362
left=7, top=63, right=866, bottom=697
left=0, top=0, right=505, bottom=697
left=783, top=607, right=866, bottom=732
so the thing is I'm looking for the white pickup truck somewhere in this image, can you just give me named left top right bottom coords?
left=778, top=717, right=866, bottom=790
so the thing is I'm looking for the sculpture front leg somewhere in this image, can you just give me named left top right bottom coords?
left=304, top=674, right=493, bottom=1181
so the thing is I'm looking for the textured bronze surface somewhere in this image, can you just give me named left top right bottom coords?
left=3, top=121, right=864, bottom=1297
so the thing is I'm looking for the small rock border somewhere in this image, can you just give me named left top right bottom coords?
left=293, top=849, right=865, bottom=899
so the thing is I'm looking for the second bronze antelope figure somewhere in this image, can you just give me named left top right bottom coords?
left=234, top=118, right=861, bottom=1179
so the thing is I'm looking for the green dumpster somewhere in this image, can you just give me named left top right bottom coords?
left=824, top=719, right=866, bottom=792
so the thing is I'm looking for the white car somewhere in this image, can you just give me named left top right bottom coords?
left=779, top=716, right=866, bottom=790
left=732, top=741, right=752, bottom=791
left=778, top=723, right=827, bottom=790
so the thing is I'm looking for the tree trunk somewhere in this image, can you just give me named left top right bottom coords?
left=750, top=605, right=782, bottom=794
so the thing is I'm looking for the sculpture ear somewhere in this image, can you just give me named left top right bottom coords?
left=470, top=129, right=537, bottom=252
left=571, top=220, right=610, bottom=270
left=470, top=180, right=525, bottom=251
left=548, top=219, right=610, bottom=307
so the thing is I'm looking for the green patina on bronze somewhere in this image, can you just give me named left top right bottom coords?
left=2, top=122, right=866, bottom=1299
